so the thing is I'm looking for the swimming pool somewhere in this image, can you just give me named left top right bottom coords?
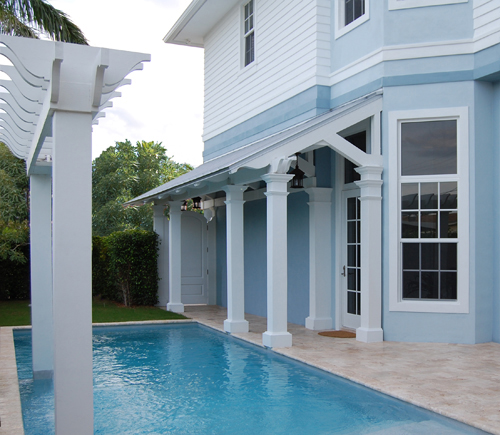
left=14, top=324, right=488, bottom=434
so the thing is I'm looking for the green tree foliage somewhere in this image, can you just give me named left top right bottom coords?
left=92, top=140, right=193, bottom=236
left=0, top=142, right=29, bottom=263
left=0, top=0, right=87, bottom=44
left=106, top=229, right=159, bottom=307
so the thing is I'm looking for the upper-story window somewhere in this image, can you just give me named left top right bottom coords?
left=244, top=0, right=255, bottom=67
left=335, top=0, right=369, bottom=39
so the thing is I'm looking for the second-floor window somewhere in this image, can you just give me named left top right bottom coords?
left=345, top=0, right=365, bottom=26
left=244, top=0, right=254, bottom=67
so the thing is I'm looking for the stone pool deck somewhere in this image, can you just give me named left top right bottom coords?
left=1, top=306, right=499, bottom=434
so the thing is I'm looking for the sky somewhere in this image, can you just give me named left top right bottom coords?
left=50, top=0, right=205, bottom=167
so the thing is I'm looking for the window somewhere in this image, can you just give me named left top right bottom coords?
left=388, top=0, right=468, bottom=10
left=243, top=0, right=254, bottom=67
left=388, top=108, right=469, bottom=313
left=335, top=0, right=369, bottom=39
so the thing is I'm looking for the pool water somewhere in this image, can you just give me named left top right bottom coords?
left=14, top=324, right=488, bottom=435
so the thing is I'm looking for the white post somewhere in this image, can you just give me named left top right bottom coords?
left=52, top=111, right=93, bottom=434
left=153, top=204, right=169, bottom=307
left=30, top=173, right=53, bottom=379
left=167, top=201, right=184, bottom=313
left=223, top=185, right=249, bottom=333
left=262, top=173, right=293, bottom=348
left=355, top=166, right=383, bottom=343
left=305, top=188, right=333, bottom=330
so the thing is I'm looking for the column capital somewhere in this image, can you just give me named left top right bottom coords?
left=168, top=200, right=183, bottom=214
left=354, top=165, right=383, bottom=180
left=305, top=187, right=333, bottom=202
left=152, top=204, right=166, bottom=219
left=224, top=185, right=248, bottom=204
left=262, top=173, right=293, bottom=195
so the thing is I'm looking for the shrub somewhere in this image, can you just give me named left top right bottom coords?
left=106, top=229, right=159, bottom=306
left=92, top=236, right=118, bottom=300
left=0, top=245, right=30, bottom=300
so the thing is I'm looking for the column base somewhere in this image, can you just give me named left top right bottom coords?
left=33, top=370, right=53, bottom=380
left=166, top=302, right=184, bottom=313
left=356, top=327, right=383, bottom=343
left=224, top=319, right=249, bottom=333
left=305, top=317, right=333, bottom=331
left=262, top=331, right=292, bottom=348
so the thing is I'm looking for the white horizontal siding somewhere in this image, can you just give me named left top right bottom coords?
left=474, top=0, right=500, bottom=37
left=203, top=0, right=331, bottom=142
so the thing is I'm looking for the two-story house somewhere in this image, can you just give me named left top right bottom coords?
left=130, top=0, right=500, bottom=347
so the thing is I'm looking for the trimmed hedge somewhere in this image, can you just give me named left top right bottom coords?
left=0, top=245, right=30, bottom=300
left=105, top=229, right=159, bottom=307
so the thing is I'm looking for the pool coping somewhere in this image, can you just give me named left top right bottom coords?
left=2, top=318, right=498, bottom=435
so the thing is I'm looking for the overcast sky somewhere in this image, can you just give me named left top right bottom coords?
left=50, top=0, right=205, bottom=167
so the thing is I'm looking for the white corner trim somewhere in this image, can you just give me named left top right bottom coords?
left=388, top=107, right=469, bottom=314
left=388, top=0, right=468, bottom=10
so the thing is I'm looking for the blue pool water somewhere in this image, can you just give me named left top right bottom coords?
left=14, top=324, right=488, bottom=435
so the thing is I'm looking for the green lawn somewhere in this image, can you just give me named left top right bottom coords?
left=0, top=299, right=188, bottom=327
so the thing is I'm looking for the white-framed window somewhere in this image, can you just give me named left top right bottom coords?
left=388, top=107, right=469, bottom=313
left=388, top=0, right=467, bottom=10
left=334, top=0, right=370, bottom=39
left=243, top=0, right=255, bottom=67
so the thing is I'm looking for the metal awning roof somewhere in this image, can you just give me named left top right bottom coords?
left=128, top=90, right=383, bottom=206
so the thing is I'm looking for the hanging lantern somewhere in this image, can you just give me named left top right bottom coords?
left=290, top=152, right=305, bottom=189
left=181, top=200, right=188, bottom=212
left=192, top=197, right=202, bottom=210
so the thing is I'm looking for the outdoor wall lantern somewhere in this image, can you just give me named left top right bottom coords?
left=181, top=200, right=188, bottom=212
left=192, top=197, right=202, bottom=210
left=290, top=152, right=305, bottom=189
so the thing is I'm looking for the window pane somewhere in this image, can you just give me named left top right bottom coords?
left=401, top=183, right=418, bottom=210
left=245, top=33, right=254, bottom=66
left=347, top=197, right=356, bottom=220
left=440, top=243, right=457, bottom=270
left=401, top=120, right=457, bottom=176
left=345, top=0, right=354, bottom=24
left=421, top=271, right=439, bottom=299
left=441, top=272, right=457, bottom=299
left=402, top=212, right=419, bottom=238
left=440, top=182, right=457, bottom=209
left=403, top=243, right=419, bottom=270
left=440, top=211, right=457, bottom=238
left=420, top=183, right=438, bottom=210
left=347, top=222, right=357, bottom=243
left=347, top=268, right=356, bottom=290
left=403, top=271, right=419, bottom=298
left=421, top=243, right=438, bottom=270
left=348, top=245, right=356, bottom=267
left=421, top=212, right=437, bottom=238
left=357, top=291, right=361, bottom=315
left=347, top=291, right=357, bottom=314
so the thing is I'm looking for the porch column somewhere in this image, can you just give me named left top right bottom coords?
left=167, top=201, right=184, bottom=313
left=305, top=188, right=333, bottom=330
left=355, top=166, right=383, bottom=343
left=52, top=111, right=93, bottom=434
left=153, top=204, right=169, bottom=307
left=30, top=173, right=53, bottom=379
left=223, top=185, right=249, bottom=333
left=262, top=173, right=293, bottom=348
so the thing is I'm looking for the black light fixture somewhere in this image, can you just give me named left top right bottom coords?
left=181, top=200, right=188, bottom=212
left=192, top=197, right=202, bottom=210
left=290, top=152, right=305, bottom=189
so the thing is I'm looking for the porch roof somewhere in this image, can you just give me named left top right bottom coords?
left=127, top=90, right=383, bottom=206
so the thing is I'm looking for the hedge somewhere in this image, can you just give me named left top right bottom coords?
left=0, top=245, right=30, bottom=300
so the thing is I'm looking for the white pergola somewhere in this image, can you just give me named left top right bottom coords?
left=0, top=35, right=149, bottom=434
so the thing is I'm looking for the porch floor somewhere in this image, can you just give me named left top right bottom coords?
left=184, top=305, right=500, bottom=435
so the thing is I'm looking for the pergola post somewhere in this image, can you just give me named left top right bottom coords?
left=223, top=185, right=249, bottom=333
left=262, top=173, right=293, bottom=348
left=355, top=166, right=384, bottom=343
left=153, top=204, right=169, bottom=307
left=305, top=187, right=333, bottom=330
left=167, top=201, right=184, bottom=313
left=52, top=111, right=93, bottom=434
left=30, top=173, right=53, bottom=379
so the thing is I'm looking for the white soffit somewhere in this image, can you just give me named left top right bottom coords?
left=163, top=0, right=240, bottom=47
left=0, top=35, right=150, bottom=175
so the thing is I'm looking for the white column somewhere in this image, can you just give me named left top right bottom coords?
left=167, top=201, right=184, bottom=313
left=30, top=174, right=53, bottom=379
left=355, top=166, right=383, bottom=343
left=153, top=204, right=169, bottom=308
left=52, top=111, right=93, bottom=434
left=262, top=173, right=293, bottom=348
left=223, top=185, right=249, bottom=333
left=305, top=188, right=333, bottom=330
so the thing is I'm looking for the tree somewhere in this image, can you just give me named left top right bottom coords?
left=0, top=142, right=29, bottom=263
left=0, top=0, right=87, bottom=44
left=92, top=140, right=193, bottom=236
